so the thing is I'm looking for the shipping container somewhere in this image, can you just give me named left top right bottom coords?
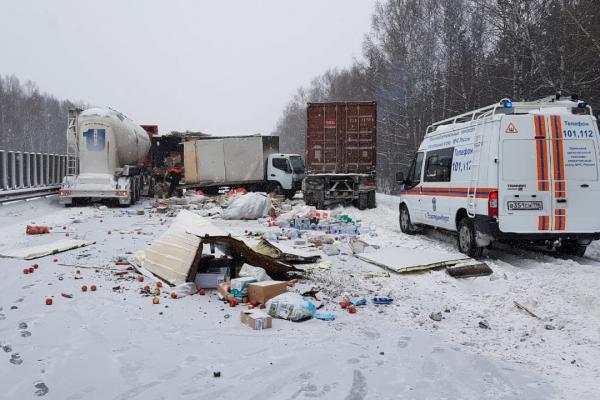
left=303, top=102, right=378, bottom=210
left=306, top=102, right=377, bottom=174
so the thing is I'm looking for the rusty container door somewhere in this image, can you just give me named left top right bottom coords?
left=306, top=102, right=376, bottom=174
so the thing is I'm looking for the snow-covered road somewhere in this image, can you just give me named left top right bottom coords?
left=0, top=194, right=598, bottom=399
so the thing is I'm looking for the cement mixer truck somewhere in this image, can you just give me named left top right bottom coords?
left=59, top=107, right=151, bottom=206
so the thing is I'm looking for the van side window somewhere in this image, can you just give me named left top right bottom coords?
left=424, top=148, right=454, bottom=182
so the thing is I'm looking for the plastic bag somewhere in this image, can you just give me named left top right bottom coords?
left=239, top=265, right=272, bottom=282
left=223, top=193, right=272, bottom=220
left=171, top=282, right=198, bottom=298
left=313, top=311, right=335, bottom=321
left=266, top=292, right=316, bottom=321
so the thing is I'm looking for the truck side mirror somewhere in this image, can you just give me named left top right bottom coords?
left=396, top=172, right=405, bottom=183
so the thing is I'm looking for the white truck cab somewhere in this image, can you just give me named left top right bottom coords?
left=398, top=96, right=600, bottom=257
left=266, top=153, right=305, bottom=197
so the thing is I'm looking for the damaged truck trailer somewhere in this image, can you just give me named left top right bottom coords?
left=181, top=136, right=304, bottom=198
left=302, top=102, right=378, bottom=210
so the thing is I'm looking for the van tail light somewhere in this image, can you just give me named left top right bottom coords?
left=488, top=191, right=499, bottom=218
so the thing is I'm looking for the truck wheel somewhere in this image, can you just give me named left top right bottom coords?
left=270, top=183, right=283, bottom=196
left=367, top=190, right=376, bottom=209
left=457, top=218, right=484, bottom=258
left=357, top=193, right=368, bottom=210
left=399, top=204, right=417, bottom=235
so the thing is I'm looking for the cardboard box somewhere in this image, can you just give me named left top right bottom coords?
left=230, top=277, right=257, bottom=297
left=240, top=310, right=272, bottom=330
left=247, top=281, right=288, bottom=304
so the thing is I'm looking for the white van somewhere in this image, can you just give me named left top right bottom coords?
left=397, top=96, right=600, bottom=257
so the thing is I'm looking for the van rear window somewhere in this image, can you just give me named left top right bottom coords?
left=502, top=140, right=538, bottom=181
left=424, top=148, right=453, bottom=182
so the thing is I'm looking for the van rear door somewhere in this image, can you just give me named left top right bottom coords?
left=499, top=114, right=600, bottom=233
left=499, top=115, right=552, bottom=232
left=549, top=115, right=600, bottom=232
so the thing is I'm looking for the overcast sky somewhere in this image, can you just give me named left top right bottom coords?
left=1, top=0, right=376, bottom=135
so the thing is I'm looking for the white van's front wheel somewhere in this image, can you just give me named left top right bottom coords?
left=399, top=204, right=416, bottom=235
left=457, top=218, right=483, bottom=258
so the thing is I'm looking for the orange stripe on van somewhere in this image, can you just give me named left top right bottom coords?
left=554, top=208, right=566, bottom=231
left=550, top=115, right=567, bottom=230
left=400, top=187, right=496, bottom=199
left=534, top=115, right=549, bottom=191
left=550, top=115, right=566, bottom=198
left=538, top=215, right=550, bottom=231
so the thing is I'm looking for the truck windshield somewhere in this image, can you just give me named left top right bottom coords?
left=289, top=156, right=305, bottom=173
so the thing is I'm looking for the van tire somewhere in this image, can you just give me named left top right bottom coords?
left=399, top=204, right=417, bottom=235
left=457, top=217, right=483, bottom=258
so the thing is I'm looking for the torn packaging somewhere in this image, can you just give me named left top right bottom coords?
left=253, top=238, right=320, bottom=264
left=230, top=277, right=257, bottom=297
left=217, top=281, right=234, bottom=301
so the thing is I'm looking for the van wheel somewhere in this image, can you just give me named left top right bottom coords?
left=399, top=204, right=416, bottom=235
left=457, top=218, right=483, bottom=258
left=557, top=243, right=587, bottom=257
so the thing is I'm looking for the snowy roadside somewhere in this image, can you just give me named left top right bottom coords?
left=0, top=194, right=597, bottom=399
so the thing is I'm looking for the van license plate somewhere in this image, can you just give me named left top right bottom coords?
left=507, top=201, right=543, bottom=210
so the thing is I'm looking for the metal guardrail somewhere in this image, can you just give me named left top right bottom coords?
left=0, top=186, right=61, bottom=204
left=0, top=149, right=71, bottom=202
